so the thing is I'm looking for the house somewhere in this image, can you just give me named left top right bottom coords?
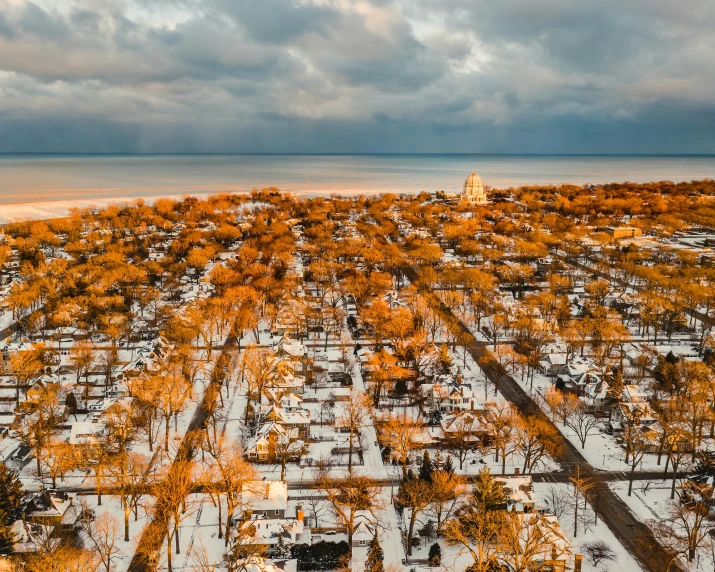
left=238, top=514, right=309, bottom=555
left=495, top=476, right=538, bottom=512
left=25, top=380, right=50, bottom=402
left=351, top=519, right=373, bottom=548
left=68, top=420, right=106, bottom=447
left=276, top=336, right=306, bottom=361
left=439, top=410, right=490, bottom=446
left=622, top=384, right=649, bottom=403
left=607, top=226, right=642, bottom=239
left=120, top=336, right=174, bottom=378
left=517, top=513, right=572, bottom=572
left=21, top=490, right=78, bottom=529
left=556, top=360, right=601, bottom=396
left=261, top=405, right=311, bottom=438
left=609, top=402, right=657, bottom=435
left=421, top=375, right=485, bottom=413
left=583, top=379, right=609, bottom=411
left=245, top=422, right=305, bottom=462
left=242, top=481, right=289, bottom=518
left=273, top=360, right=305, bottom=394
left=540, top=353, right=568, bottom=378
left=239, top=556, right=298, bottom=572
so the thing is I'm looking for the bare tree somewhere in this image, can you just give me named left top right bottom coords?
left=152, top=460, right=197, bottom=572
left=444, top=500, right=506, bottom=571
left=397, top=476, right=436, bottom=556
left=619, top=405, right=656, bottom=496
left=569, top=465, right=595, bottom=538
left=500, top=512, right=571, bottom=572
left=203, top=438, right=258, bottom=546
left=541, top=486, right=571, bottom=520
left=582, top=541, right=617, bottom=567
left=318, top=473, right=383, bottom=546
left=564, top=402, right=600, bottom=450
left=106, top=451, right=155, bottom=541
left=377, top=413, right=423, bottom=478
left=653, top=483, right=714, bottom=563
left=335, top=391, right=372, bottom=472
left=442, top=413, right=482, bottom=470
left=78, top=505, right=123, bottom=572
left=430, top=469, right=466, bottom=533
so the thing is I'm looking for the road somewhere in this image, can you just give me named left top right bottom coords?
left=404, top=265, right=686, bottom=572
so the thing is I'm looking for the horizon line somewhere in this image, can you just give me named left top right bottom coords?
left=2, top=152, right=715, bottom=158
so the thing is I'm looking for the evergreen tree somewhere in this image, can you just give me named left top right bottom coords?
left=606, top=368, right=624, bottom=403
left=471, top=467, right=505, bottom=512
left=365, top=534, right=384, bottom=572
left=0, top=465, right=23, bottom=554
left=419, top=451, right=433, bottom=483
left=433, top=450, right=445, bottom=471
left=428, top=409, right=443, bottom=426
left=443, top=455, right=455, bottom=475
left=428, top=542, right=442, bottom=566
left=695, top=450, right=715, bottom=476
left=65, top=391, right=78, bottom=416
left=274, top=534, right=293, bottom=559
left=439, top=344, right=453, bottom=373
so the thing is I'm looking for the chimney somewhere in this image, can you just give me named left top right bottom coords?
left=265, top=483, right=270, bottom=500
left=551, top=546, right=556, bottom=562
left=574, top=554, right=583, bottom=572
left=296, top=504, right=304, bottom=522
left=514, top=468, right=520, bottom=475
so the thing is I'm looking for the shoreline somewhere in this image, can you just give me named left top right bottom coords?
left=0, top=188, right=395, bottom=224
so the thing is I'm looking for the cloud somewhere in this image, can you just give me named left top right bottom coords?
left=0, top=0, right=713, bottom=153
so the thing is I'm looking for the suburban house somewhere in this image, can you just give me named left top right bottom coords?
left=259, top=403, right=311, bottom=438
left=556, top=360, right=601, bottom=396
left=242, top=481, right=289, bottom=518
left=12, top=490, right=80, bottom=552
left=495, top=476, right=538, bottom=513
left=517, top=513, right=572, bottom=572
left=238, top=514, right=309, bottom=555
left=420, top=376, right=484, bottom=413
left=244, top=422, right=305, bottom=462
left=582, top=379, right=610, bottom=411
left=609, top=402, right=657, bottom=436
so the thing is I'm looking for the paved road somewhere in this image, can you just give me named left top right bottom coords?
left=404, top=265, right=686, bottom=572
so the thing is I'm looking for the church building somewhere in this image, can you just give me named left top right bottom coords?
left=460, top=172, right=488, bottom=205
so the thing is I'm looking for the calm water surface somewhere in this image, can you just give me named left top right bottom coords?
left=0, top=154, right=714, bottom=206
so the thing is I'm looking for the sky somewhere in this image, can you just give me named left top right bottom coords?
left=0, top=0, right=714, bottom=154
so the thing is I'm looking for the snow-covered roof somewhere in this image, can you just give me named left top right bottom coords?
left=69, top=421, right=106, bottom=445
left=242, top=481, right=289, bottom=513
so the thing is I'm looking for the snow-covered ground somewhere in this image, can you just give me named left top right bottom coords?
left=610, top=480, right=715, bottom=571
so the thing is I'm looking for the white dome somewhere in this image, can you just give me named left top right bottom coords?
left=463, top=172, right=483, bottom=195
left=460, top=172, right=487, bottom=204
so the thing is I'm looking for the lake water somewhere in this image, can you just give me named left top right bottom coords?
left=0, top=154, right=714, bottom=221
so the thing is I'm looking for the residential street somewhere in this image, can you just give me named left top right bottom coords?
left=407, top=267, right=686, bottom=572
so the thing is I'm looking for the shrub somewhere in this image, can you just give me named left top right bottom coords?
left=428, top=542, right=441, bottom=566
left=291, top=540, right=350, bottom=571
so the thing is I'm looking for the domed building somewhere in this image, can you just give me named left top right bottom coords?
left=460, top=172, right=488, bottom=205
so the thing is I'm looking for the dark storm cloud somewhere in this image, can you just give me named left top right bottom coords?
left=0, top=0, right=713, bottom=153
left=216, top=0, right=339, bottom=44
